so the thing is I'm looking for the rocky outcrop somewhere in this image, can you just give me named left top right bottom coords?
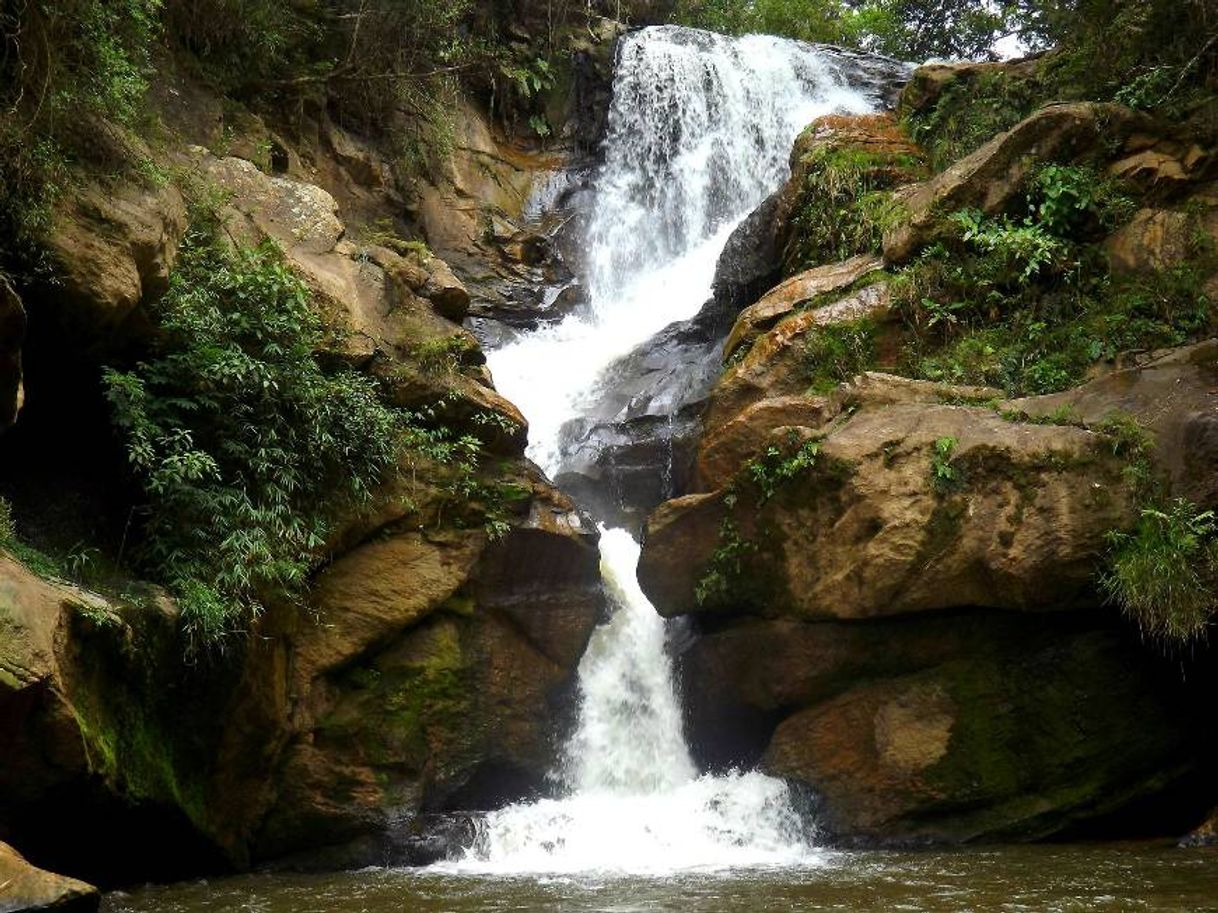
left=704, top=281, right=894, bottom=435
left=0, top=278, right=24, bottom=429
left=721, top=255, right=885, bottom=363
left=640, top=342, right=1218, bottom=841
left=1182, top=807, right=1218, bottom=847
left=881, top=102, right=1217, bottom=263
left=0, top=87, right=606, bottom=883
left=643, top=373, right=1131, bottom=621
left=0, top=841, right=99, bottom=912
left=42, top=140, right=187, bottom=349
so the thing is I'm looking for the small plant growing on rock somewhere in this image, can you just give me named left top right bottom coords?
left=930, top=436, right=960, bottom=493
left=1102, top=499, right=1218, bottom=645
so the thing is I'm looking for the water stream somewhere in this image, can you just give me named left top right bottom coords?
left=446, top=25, right=876, bottom=875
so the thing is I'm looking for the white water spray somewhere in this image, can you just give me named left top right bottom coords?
left=444, top=25, right=879, bottom=876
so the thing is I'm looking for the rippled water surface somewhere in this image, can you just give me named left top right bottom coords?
left=105, top=844, right=1218, bottom=913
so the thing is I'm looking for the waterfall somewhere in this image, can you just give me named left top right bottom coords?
left=441, top=25, right=879, bottom=876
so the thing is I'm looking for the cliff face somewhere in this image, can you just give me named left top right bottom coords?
left=639, top=58, right=1218, bottom=844
left=0, top=22, right=618, bottom=886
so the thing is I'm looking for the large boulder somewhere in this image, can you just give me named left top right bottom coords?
left=777, top=113, right=926, bottom=275
left=703, top=280, right=895, bottom=435
left=251, top=475, right=603, bottom=863
left=681, top=611, right=1207, bottom=843
left=0, top=841, right=99, bottom=912
left=642, top=376, right=1130, bottom=621
left=42, top=149, right=187, bottom=347
left=722, top=254, right=884, bottom=363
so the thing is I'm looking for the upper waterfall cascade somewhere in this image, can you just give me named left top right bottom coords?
left=441, top=25, right=882, bottom=875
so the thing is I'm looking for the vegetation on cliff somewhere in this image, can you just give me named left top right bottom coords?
left=101, top=199, right=404, bottom=647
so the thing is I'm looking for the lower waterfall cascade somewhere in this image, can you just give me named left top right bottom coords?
left=441, top=25, right=882, bottom=875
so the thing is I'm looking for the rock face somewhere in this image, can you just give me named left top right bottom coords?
left=643, top=373, right=1131, bottom=621
left=42, top=140, right=187, bottom=348
left=640, top=354, right=1218, bottom=842
left=0, top=841, right=99, bottom=912
left=0, top=87, right=605, bottom=883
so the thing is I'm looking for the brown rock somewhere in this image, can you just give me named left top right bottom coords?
left=1104, top=184, right=1218, bottom=275
left=898, top=57, right=1042, bottom=120
left=642, top=380, right=1130, bottom=621
left=722, top=255, right=883, bottom=362
left=45, top=171, right=186, bottom=344
left=1009, top=340, right=1218, bottom=507
left=0, top=841, right=99, bottom=912
left=706, top=282, right=893, bottom=431
left=762, top=627, right=1197, bottom=842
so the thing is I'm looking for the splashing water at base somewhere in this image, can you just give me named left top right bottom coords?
left=448, top=25, right=880, bottom=876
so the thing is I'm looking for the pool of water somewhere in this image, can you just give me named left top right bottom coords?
left=103, top=843, right=1218, bottom=913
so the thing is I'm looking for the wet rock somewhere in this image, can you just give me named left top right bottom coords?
left=0, top=841, right=99, bottom=912
left=1180, top=808, right=1218, bottom=847
left=711, top=192, right=786, bottom=319
left=761, top=623, right=1202, bottom=843
left=553, top=303, right=728, bottom=527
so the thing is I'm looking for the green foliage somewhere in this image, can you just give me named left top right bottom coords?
left=672, top=0, right=1033, bottom=59
left=929, top=435, right=960, bottom=493
left=0, top=0, right=162, bottom=271
left=785, top=145, right=915, bottom=272
left=896, top=182, right=1214, bottom=397
left=805, top=318, right=878, bottom=393
left=905, top=70, right=1043, bottom=173
left=672, top=0, right=857, bottom=45
left=1043, top=0, right=1217, bottom=120
left=413, top=335, right=478, bottom=375
left=103, top=214, right=403, bottom=648
left=0, top=497, right=14, bottom=545
left=1102, top=499, right=1218, bottom=645
left=745, top=439, right=824, bottom=503
left=1028, top=164, right=1137, bottom=237
left=694, top=515, right=758, bottom=609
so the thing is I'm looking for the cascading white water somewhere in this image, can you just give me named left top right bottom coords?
left=443, top=25, right=878, bottom=876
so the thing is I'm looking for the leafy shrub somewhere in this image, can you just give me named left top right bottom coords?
left=104, top=216, right=403, bottom=647
left=694, top=515, right=758, bottom=609
left=905, top=69, right=1043, bottom=173
left=1028, top=165, right=1137, bottom=237
left=949, top=209, right=1071, bottom=282
left=1102, top=499, right=1218, bottom=645
left=745, top=438, right=824, bottom=503
left=785, top=144, right=915, bottom=273
left=0, top=0, right=162, bottom=270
